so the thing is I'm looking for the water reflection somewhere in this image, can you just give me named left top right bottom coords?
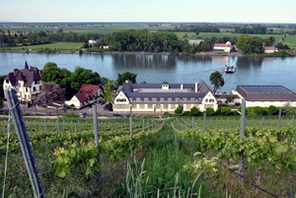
left=111, top=54, right=177, bottom=68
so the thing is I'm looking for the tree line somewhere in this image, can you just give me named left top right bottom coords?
left=234, top=25, right=267, bottom=34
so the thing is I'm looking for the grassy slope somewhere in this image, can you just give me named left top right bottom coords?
left=115, top=123, right=211, bottom=197
left=4, top=42, right=84, bottom=51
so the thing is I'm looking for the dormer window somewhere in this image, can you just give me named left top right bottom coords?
left=149, top=97, right=152, bottom=102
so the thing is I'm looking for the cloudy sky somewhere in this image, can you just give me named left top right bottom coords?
left=0, top=0, right=295, bottom=23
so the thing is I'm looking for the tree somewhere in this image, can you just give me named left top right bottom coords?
left=116, top=71, right=137, bottom=86
left=236, top=35, right=264, bottom=53
left=175, top=107, right=183, bottom=115
left=210, top=71, right=224, bottom=93
left=225, top=94, right=234, bottom=105
left=220, top=107, right=231, bottom=116
left=267, top=105, right=279, bottom=115
left=205, top=108, right=215, bottom=116
left=41, top=62, right=65, bottom=85
left=69, top=67, right=101, bottom=94
left=190, top=106, right=200, bottom=116
left=100, top=80, right=115, bottom=111
left=35, top=82, right=65, bottom=106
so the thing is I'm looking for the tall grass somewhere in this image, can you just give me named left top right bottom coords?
left=115, top=124, right=210, bottom=197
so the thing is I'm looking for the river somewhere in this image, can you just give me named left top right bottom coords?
left=0, top=52, right=295, bottom=92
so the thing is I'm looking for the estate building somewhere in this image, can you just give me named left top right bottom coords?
left=112, top=80, right=218, bottom=114
left=3, top=62, right=43, bottom=103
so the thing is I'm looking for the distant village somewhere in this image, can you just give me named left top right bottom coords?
left=2, top=61, right=296, bottom=116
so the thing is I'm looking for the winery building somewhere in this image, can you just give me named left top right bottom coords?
left=232, top=85, right=296, bottom=107
left=112, top=80, right=218, bottom=114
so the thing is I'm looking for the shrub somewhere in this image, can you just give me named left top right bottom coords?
left=163, top=111, right=170, bottom=118
left=190, top=106, right=200, bottom=116
left=0, top=98, right=3, bottom=109
left=175, top=107, right=183, bottom=115
left=62, top=112, right=80, bottom=119
left=267, top=105, right=279, bottom=115
left=205, top=108, right=215, bottom=116
left=221, top=107, right=231, bottom=116
left=253, top=106, right=263, bottom=115
left=182, top=111, right=191, bottom=116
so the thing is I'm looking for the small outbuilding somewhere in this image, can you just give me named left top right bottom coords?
left=65, top=84, right=102, bottom=109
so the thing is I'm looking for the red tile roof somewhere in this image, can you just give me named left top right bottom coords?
left=264, top=46, right=277, bottom=50
left=214, top=44, right=231, bottom=48
left=75, top=84, right=100, bottom=103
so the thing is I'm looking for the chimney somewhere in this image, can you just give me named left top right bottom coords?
left=195, top=82, right=198, bottom=93
left=13, top=69, right=19, bottom=77
left=180, top=83, right=183, bottom=90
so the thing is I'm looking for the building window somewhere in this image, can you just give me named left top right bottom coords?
left=39, top=86, right=42, bottom=90
left=148, top=104, right=153, bottom=109
left=140, top=104, right=145, bottom=109
left=141, top=97, right=144, bottom=102
left=205, top=99, right=208, bottom=102
left=172, top=97, right=175, bottom=101
left=163, top=104, right=168, bottom=109
left=171, top=104, right=176, bottom=109
left=149, top=97, right=152, bottom=102
left=164, top=98, right=168, bottom=102
left=132, top=97, right=136, bottom=101
left=157, top=97, right=160, bottom=102
left=156, top=104, right=160, bottom=109
left=187, top=98, right=190, bottom=101
left=6, top=80, right=9, bottom=83
left=209, top=99, right=214, bottom=102
left=33, top=87, right=36, bottom=92
left=116, top=99, right=127, bottom=102
left=132, top=104, right=137, bottom=109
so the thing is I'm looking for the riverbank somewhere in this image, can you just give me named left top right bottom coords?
left=1, top=49, right=295, bottom=57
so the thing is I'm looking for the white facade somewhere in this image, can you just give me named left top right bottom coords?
left=65, top=96, right=81, bottom=109
left=264, top=47, right=279, bottom=54
left=232, top=90, right=296, bottom=107
left=3, top=74, right=42, bottom=103
left=113, top=81, right=218, bottom=114
left=213, top=41, right=232, bottom=53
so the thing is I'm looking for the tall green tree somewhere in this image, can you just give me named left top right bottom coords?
left=210, top=71, right=224, bottom=93
left=69, top=67, right=101, bottom=94
left=116, top=72, right=137, bottom=86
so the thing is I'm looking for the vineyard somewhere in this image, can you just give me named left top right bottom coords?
left=1, top=114, right=296, bottom=197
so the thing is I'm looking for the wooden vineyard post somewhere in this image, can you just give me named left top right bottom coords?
left=3, top=122, right=6, bottom=133
left=44, top=120, right=47, bottom=133
left=203, top=112, right=207, bottom=132
left=5, top=88, right=44, bottom=198
left=292, top=115, right=295, bottom=127
left=130, top=115, right=134, bottom=157
left=142, top=119, right=145, bottom=131
left=278, top=108, right=282, bottom=130
left=261, top=118, right=264, bottom=127
left=92, top=104, right=100, bottom=164
left=239, top=99, right=246, bottom=192
left=57, top=116, right=61, bottom=135
left=192, top=117, right=194, bottom=129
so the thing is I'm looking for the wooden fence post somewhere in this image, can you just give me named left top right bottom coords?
left=239, top=99, right=246, bottom=189
left=203, top=112, right=207, bottom=132
left=92, top=104, right=100, bottom=164
left=278, top=108, right=282, bottom=130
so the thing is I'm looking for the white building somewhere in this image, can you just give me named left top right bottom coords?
left=65, top=84, right=102, bottom=109
left=3, top=62, right=43, bottom=103
left=264, top=46, right=279, bottom=53
left=112, top=80, right=218, bottom=114
left=213, top=41, right=232, bottom=53
left=232, top=85, right=296, bottom=107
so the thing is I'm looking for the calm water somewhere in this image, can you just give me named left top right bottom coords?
left=0, top=52, right=295, bottom=92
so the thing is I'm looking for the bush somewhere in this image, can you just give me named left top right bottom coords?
left=62, top=112, right=80, bottom=119
left=253, top=106, right=263, bottom=115
left=220, top=107, right=231, bottom=116
left=0, top=98, right=3, bottom=109
left=267, top=105, right=279, bottom=115
left=205, top=108, right=215, bottom=116
left=175, top=107, right=183, bottom=115
left=163, top=111, right=170, bottom=118
left=190, top=106, right=200, bottom=116
left=182, top=111, right=191, bottom=116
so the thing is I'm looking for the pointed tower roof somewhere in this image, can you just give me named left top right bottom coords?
left=24, top=61, right=28, bottom=69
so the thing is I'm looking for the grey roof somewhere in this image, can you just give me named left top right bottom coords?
left=5, top=62, right=41, bottom=87
left=236, top=85, right=296, bottom=101
left=118, top=80, right=212, bottom=104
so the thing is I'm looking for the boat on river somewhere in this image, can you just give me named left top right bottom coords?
left=225, top=65, right=236, bottom=73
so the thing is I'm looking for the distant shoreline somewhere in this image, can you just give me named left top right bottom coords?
left=0, top=50, right=294, bottom=57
